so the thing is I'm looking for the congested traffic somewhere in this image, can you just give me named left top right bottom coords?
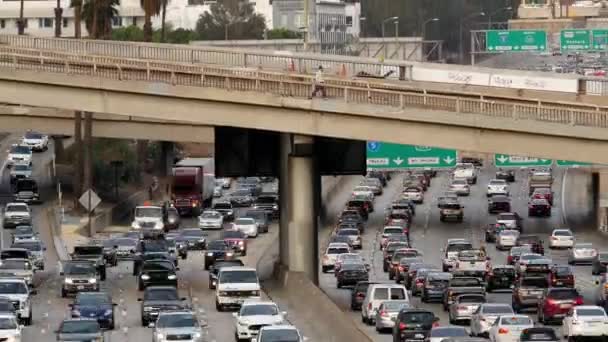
left=319, top=157, right=606, bottom=342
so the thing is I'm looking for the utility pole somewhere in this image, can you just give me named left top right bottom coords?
left=17, top=0, right=25, bottom=35
left=83, top=112, right=93, bottom=198
left=54, top=0, right=63, bottom=37
left=74, top=111, right=83, bottom=209
left=303, top=0, right=309, bottom=51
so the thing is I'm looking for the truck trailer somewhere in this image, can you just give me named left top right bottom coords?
left=171, top=158, right=215, bottom=216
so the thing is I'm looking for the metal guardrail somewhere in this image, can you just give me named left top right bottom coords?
left=0, top=48, right=607, bottom=130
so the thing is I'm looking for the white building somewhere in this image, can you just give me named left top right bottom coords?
left=0, top=0, right=144, bottom=37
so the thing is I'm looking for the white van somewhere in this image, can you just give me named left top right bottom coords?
left=361, top=284, right=409, bottom=325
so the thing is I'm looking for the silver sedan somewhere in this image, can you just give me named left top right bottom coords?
left=448, top=293, right=485, bottom=324
left=568, top=243, right=598, bottom=265
left=374, top=300, right=410, bottom=333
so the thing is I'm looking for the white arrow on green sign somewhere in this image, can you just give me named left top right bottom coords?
left=494, top=154, right=552, bottom=168
left=367, top=142, right=457, bottom=170
left=555, top=160, right=592, bottom=167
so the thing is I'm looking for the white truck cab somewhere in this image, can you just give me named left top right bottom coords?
left=215, top=267, right=261, bottom=312
left=131, top=205, right=165, bottom=230
left=452, top=163, right=477, bottom=184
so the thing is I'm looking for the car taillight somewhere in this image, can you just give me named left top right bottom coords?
left=498, top=328, right=509, bottom=334
left=323, top=256, right=329, bottom=261
left=575, top=297, right=584, bottom=305
left=416, top=278, right=424, bottom=284
left=368, top=303, right=372, bottom=310
left=551, top=236, right=557, bottom=240
left=546, top=299, right=557, bottom=307
left=380, top=310, right=388, bottom=317
left=399, top=323, right=408, bottom=330
left=433, top=321, right=440, bottom=327
left=507, top=255, right=513, bottom=264
left=398, top=266, right=404, bottom=271
left=356, top=293, right=365, bottom=298
left=238, top=241, right=244, bottom=245
left=457, top=305, right=467, bottom=311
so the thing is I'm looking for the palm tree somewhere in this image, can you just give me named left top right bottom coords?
left=17, top=0, right=25, bottom=35
left=71, top=0, right=83, bottom=37
left=160, top=0, right=169, bottom=42
left=141, top=0, right=161, bottom=42
left=82, top=0, right=119, bottom=38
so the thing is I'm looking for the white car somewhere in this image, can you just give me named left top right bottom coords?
left=152, top=311, right=205, bottom=342
left=131, top=206, right=164, bottom=230
left=454, top=249, right=488, bottom=272
left=215, top=267, right=261, bottom=311
left=428, top=326, right=469, bottom=342
left=21, top=131, right=48, bottom=152
left=3, top=203, right=32, bottom=229
left=233, top=301, right=286, bottom=340
left=487, top=179, right=509, bottom=197
left=402, top=187, right=424, bottom=204
left=321, top=243, right=350, bottom=273
left=217, top=178, right=232, bottom=189
left=6, top=145, right=32, bottom=167
left=449, top=179, right=470, bottom=196
left=255, top=325, right=307, bottom=342
left=0, top=278, right=33, bottom=325
left=232, top=217, right=258, bottom=238
left=213, top=186, right=223, bottom=198
left=9, top=164, right=32, bottom=181
left=470, top=303, right=515, bottom=337
left=488, top=315, right=533, bottom=342
left=562, top=306, right=608, bottom=340
left=352, top=186, right=375, bottom=200
left=496, top=230, right=520, bottom=250
left=549, top=228, right=575, bottom=248
left=569, top=243, right=598, bottom=264
left=0, top=314, right=22, bottom=342
left=453, top=163, right=477, bottom=184
left=198, top=210, right=224, bottom=230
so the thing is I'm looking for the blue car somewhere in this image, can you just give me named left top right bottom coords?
left=70, top=292, right=117, bottom=330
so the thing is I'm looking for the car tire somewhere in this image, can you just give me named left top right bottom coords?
left=61, top=288, right=67, bottom=298
left=216, top=301, right=223, bottom=312
left=204, top=262, right=210, bottom=271
left=383, top=263, right=388, bottom=272
left=322, top=266, right=328, bottom=273
left=389, top=272, right=394, bottom=280
left=337, top=282, right=342, bottom=289
left=24, top=311, right=32, bottom=326
left=241, top=250, right=247, bottom=256
left=439, top=216, right=444, bottom=222
left=100, top=267, right=107, bottom=281
left=138, top=281, right=144, bottom=291
left=141, top=319, right=148, bottom=327
left=109, top=321, right=115, bottom=330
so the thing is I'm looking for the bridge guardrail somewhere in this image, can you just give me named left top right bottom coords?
left=0, top=50, right=607, bottom=130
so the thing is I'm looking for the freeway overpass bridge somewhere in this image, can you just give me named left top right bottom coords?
left=2, top=43, right=608, bottom=293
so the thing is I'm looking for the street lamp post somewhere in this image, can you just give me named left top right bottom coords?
left=459, top=11, right=485, bottom=63
left=381, top=16, right=398, bottom=38
left=488, top=6, right=512, bottom=29
left=394, top=19, right=399, bottom=39
left=359, top=16, right=366, bottom=38
left=421, top=17, right=439, bottom=39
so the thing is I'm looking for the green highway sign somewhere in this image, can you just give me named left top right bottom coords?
left=487, top=30, right=546, bottom=52
left=556, top=160, right=592, bottom=167
left=560, top=29, right=591, bottom=51
left=494, top=154, right=552, bottom=168
left=592, top=29, right=608, bottom=50
left=366, top=142, right=457, bottom=169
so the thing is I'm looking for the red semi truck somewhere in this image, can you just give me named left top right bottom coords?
left=171, top=158, right=215, bottom=216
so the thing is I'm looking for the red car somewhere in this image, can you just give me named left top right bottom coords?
left=537, top=287, right=583, bottom=324
left=548, top=265, right=575, bottom=288
left=531, top=188, right=554, bottom=206
left=222, top=229, right=247, bottom=256
left=528, top=198, right=551, bottom=217
left=384, top=209, right=411, bottom=225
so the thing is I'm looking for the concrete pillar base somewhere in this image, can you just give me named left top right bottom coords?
left=597, top=171, right=608, bottom=232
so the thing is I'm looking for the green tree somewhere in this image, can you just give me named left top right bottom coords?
left=267, top=28, right=302, bottom=39
left=160, top=0, right=169, bottom=42
left=141, top=0, right=161, bottom=42
left=111, top=25, right=145, bottom=41
left=195, top=0, right=266, bottom=40
left=70, top=0, right=83, bottom=38
left=82, top=0, right=120, bottom=39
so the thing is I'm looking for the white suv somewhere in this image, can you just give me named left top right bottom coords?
left=21, top=131, right=48, bottom=152
left=0, top=278, right=34, bottom=325
left=216, top=267, right=261, bottom=312
left=233, top=301, right=286, bottom=340
left=6, top=145, right=32, bottom=167
left=3, top=203, right=32, bottom=229
left=487, top=179, right=509, bottom=197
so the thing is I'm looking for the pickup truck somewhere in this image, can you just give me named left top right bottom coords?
left=442, top=277, right=485, bottom=311
left=454, top=250, right=489, bottom=273
left=452, top=163, right=478, bottom=184
left=71, top=245, right=107, bottom=280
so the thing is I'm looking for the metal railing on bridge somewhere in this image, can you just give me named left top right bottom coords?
left=0, top=47, right=607, bottom=130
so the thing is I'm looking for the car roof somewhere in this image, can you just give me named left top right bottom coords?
left=327, top=242, right=349, bottom=248
left=0, top=278, right=26, bottom=284
left=260, top=324, right=299, bottom=331
left=447, top=239, right=470, bottom=244
left=241, top=300, right=277, bottom=307
left=219, top=266, right=256, bottom=272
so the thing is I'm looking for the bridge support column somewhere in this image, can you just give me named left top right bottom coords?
left=597, top=171, right=608, bottom=233
left=278, top=133, right=291, bottom=269
left=159, top=141, right=174, bottom=177
left=286, top=135, right=319, bottom=285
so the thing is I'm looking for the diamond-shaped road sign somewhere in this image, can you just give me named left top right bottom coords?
left=79, top=189, right=101, bottom=212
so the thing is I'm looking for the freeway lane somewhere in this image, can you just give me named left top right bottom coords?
left=319, top=161, right=597, bottom=342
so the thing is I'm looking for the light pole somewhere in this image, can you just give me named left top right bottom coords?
left=394, top=19, right=399, bottom=39
left=382, top=16, right=398, bottom=38
left=421, top=17, right=439, bottom=39
left=359, top=16, right=366, bottom=38
left=459, top=11, right=484, bottom=63
left=488, top=6, right=512, bottom=29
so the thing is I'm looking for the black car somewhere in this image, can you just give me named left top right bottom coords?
left=252, top=194, right=279, bottom=219
left=70, top=292, right=117, bottom=329
left=137, top=260, right=179, bottom=290
left=244, top=209, right=270, bottom=233
left=421, top=272, right=451, bottom=303
left=488, top=195, right=511, bottom=214
left=138, top=286, right=187, bottom=326
left=71, top=245, right=107, bottom=280
left=495, top=169, right=515, bottom=182
left=485, top=223, right=508, bottom=243
left=98, top=239, right=119, bottom=267
left=392, top=308, right=439, bottom=342
left=367, top=171, right=387, bottom=187
left=165, top=206, right=181, bottom=231
left=229, top=189, right=255, bottom=207
left=336, top=263, right=369, bottom=288
left=204, top=240, right=235, bottom=270
left=485, top=265, right=516, bottom=292
left=461, top=157, right=483, bottom=167
left=516, top=235, right=545, bottom=255
left=179, top=229, right=207, bottom=250
left=592, top=252, right=608, bottom=275
left=350, top=281, right=377, bottom=311
left=208, top=259, right=245, bottom=290
left=164, top=235, right=187, bottom=260
left=212, top=201, right=235, bottom=221
left=520, top=327, right=559, bottom=342
left=528, top=198, right=551, bottom=217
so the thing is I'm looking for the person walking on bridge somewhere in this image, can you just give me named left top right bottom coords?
left=310, top=65, right=327, bottom=99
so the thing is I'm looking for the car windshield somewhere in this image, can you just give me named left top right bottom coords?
left=452, top=180, right=467, bottom=186
left=11, top=242, right=41, bottom=251
left=521, top=277, right=549, bottom=288
left=13, top=164, right=29, bottom=171
left=384, top=228, right=403, bottom=235
left=458, top=295, right=485, bottom=303
left=156, top=313, right=199, bottom=328
left=511, top=247, right=532, bottom=255
left=443, top=203, right=461, bottom=210
left=260, top=329, right=300, bottom=342
left=235, top=218, right=255, bottom=225
left=501, top=316, right=533, bottom=325
left=553, top=266, right=572, bottom=276
left=554, top=230, right=572, bottom=236
left=430, top=327, right=468, bottom=337
left=181, top=230, right=204, bottom=237
left=490, top=180, right=506, bottom=185
left=531, top=199, right=548, bottom=205
left=0, top=317, right=17, bottom=330
left=241, top=304, right=278, bottom=316
left=575, top=244, right=593, bottom=249
left=401, top=312, right=435, bottom=324
left=327, top=247, right=349, bottom=254
left=135, top=207, right=162, bottom=218
left=111, top=238, right=137, bottom=247
left=144, top=288, right=179, bottom=301
left=458, top=250, right=484, bottom=260
left=24, top=132, right=42, bottom=139
left=383, top=301, right=410, bottom=312
left=521, top=330, right=558, bottom=341
left=5, top=205, right=27, bottom=213
left=76, top=293, right=111, bottom=306
left=387, top=243, right=408, bottom=252
left=219, top=270, right=258, bottom=283
left=446, top=243, right=473, bottom=253
left=521, top=254, right=543, bottom=260
left=0, top=260, right=30, bottom=270
left=232, top=190, right=250, bottom=196
left=208, top=240, right=228, bottom=250
left=10, top=146, right=29, bottom=154
left=256, top=196, right=276, bottom=204
left=74, top=247, right=102, bottom=255
left=549, top=289, right=579, bottom=299
left=223, top=231, right=245, bottom=239
left=501, top=230, right=519, bottom=236
left=337, top=229, right=358, bottom=236
left=450, top=278, right=480, bottom=287
left=341, top=263, right=366, bottom=271
left=0, top=282, right=26, bottom=295
left=493, top=268, right=515, bottom=275
left=483, top=305, right=514, bottom=314
left=577, top=308, right=606, bottom=316
left=498, top=213, right=516, bottom=220
left=143, top=261, right=174, bottom=272
left=213, top=203, right=231, bottom=210
left=202, top=212, right=221, bottom=219
left=64, top=263, right=95, bottom=275
left=60, top=320, right=100, bottom=334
